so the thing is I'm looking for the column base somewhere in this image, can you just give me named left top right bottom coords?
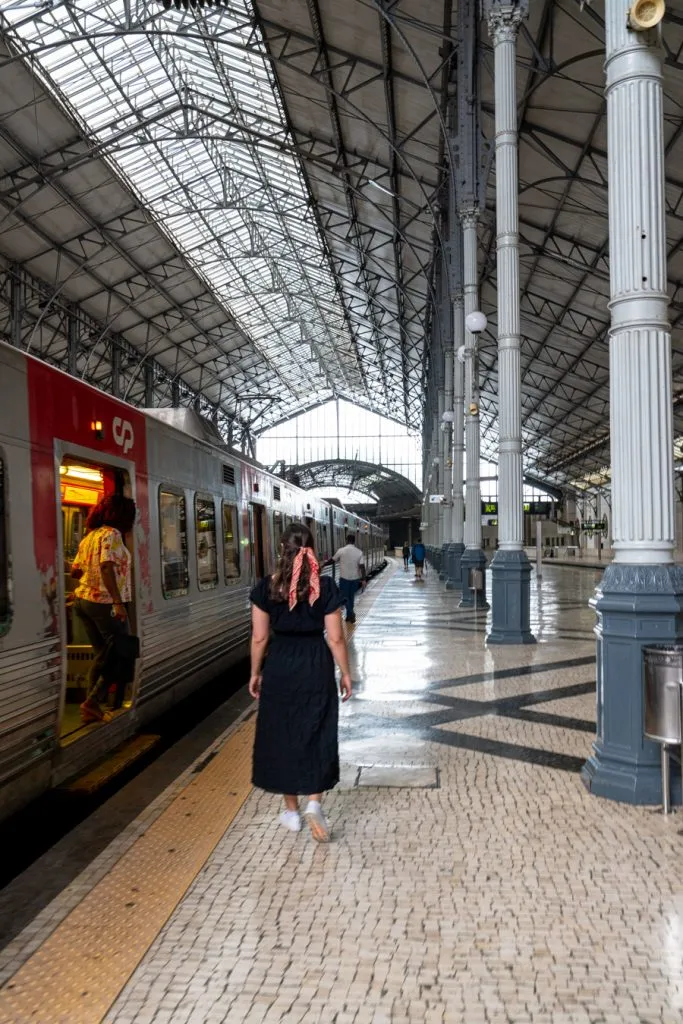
left=459, top=547, right=489, bottom=609
left=582, top=563, right=683, bottom=805
left=487, top=549, right=536, bottom=645
left=445, top=542, right=465, bottom=590
left=438, top=543, right=450, bottom=580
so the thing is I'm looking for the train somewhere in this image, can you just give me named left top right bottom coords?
left=0, top=341, right=385, bottom=820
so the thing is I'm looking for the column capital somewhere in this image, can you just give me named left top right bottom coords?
left=485, top=2, right=526, bottom=44
left=458, top=205, right=480, bottom=230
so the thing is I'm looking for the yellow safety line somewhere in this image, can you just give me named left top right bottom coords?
left=0, top=717, right=256, bottom=1024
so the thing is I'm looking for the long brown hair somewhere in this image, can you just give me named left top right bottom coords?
left=270, top=522, right=317, bottom=604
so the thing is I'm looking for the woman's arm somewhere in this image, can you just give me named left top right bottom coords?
left=100, top=562, right=127, bottom=621
left=324, top=609, right=352, bottom=701
left=249, top=605, right=270, bottom=698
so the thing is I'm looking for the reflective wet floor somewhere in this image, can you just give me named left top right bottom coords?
left=4, top=560, right=683, bottom=1024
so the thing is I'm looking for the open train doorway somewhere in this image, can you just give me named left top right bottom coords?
left=60, top=457, right=137, bottom=743
left=249, top=503, right=267, bottom=580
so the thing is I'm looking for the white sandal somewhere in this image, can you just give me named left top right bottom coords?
left=279, top=810, right=302, bottom=832
left=304, top=801, right=330, bottom=843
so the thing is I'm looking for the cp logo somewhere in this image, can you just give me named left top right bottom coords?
left=112, top=417, right=134, bottom=455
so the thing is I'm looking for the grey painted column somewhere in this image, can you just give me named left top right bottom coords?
left=486, top=1, right=534, bottom=644
left=459, top=211, right=489, bottom=608
left=447, top=236, right=466, bottom=589
left=582, top=2, right=682, bottom=805
left=437, top=386, right=445, bottom=554
left=440, top=343, right=454, bottom=580
left=431, top=405, right=440, bottom=552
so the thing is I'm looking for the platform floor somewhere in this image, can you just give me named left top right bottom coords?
left=1, top=560, right=683, bottom=1023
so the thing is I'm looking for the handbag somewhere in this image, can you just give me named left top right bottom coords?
left=101, top=632, right=140, bottom=688
left=113, top=633, right=140, bottom=661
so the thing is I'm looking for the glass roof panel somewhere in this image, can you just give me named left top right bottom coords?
left=2, top=0, right=369, bottom=413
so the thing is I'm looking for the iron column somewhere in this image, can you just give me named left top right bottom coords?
left=582, top=0, right=681, bottom=804
left=458, top=211, right=489, bottom=607
left=456, top=0, right=488, bottom=608
left=447, top=224, right=466, bottom=589
left=485, top=0, right=535, bottom=644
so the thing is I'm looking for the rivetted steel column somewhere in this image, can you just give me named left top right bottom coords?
left=432, top=403, right=440, bottom=551
left=441, top=342, right=454, bottom=579
left=456, top=0, right=488, bottom=608
left=486, top=0, right=534, bottom=644
left=447, top=223, right=466, bottom=589
left=458, top=210, right=489, bottom=607
left=582, top=1, right=681, bottom=805
left=437, top=385, right=445, bottom=552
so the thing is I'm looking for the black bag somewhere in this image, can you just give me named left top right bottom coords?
left=101, top=632, right=140, bottom=687
left=113, top=633, right=140, bottom=661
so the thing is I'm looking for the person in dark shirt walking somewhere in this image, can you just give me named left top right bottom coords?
left=402, top=542, right=410, bottom=571
left=411, top=539, right=426, bottom=580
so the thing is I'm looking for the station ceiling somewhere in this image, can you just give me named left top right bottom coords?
left=0, top=2, right=682, bottom=487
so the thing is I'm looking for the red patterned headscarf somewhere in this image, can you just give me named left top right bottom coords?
left=288, top=546, right=321, bottom=611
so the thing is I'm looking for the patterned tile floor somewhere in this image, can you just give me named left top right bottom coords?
left=4, top=560, right=683, bottom=1023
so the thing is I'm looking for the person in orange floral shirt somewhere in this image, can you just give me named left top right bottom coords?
left=71, top=494, right=137, bottom=724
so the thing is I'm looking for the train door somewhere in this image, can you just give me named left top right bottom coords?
left=59, top=456, right=138, bottom=742
left=249, top=503, right=266, bottom=580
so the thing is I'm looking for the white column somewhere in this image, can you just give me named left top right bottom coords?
left=462, top=210, right=482, bottom=552
left=437, top=387, right=445, bottom=546
left=489, top=4, right=524, bottom=553
left=443, top=346, right=454, bottom=545
left=606, top=5, right=673, bottom=565
left=582, top=1, right=678, bottom=805
left=452, top=296, right=465, bottom=546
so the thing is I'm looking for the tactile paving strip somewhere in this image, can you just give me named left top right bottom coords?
left=0, top=717, right=255, bottom=1024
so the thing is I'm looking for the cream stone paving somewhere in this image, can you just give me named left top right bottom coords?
left=101, top=562, right=683, bottom=1024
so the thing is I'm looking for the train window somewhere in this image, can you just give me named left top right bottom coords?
left=195, top=495, right=218, bottom=590
left=159, top=488, right=189, bottom=598
left=0, top=457, right=9, bottom=634
left=222, top=502, right=241, bottom=581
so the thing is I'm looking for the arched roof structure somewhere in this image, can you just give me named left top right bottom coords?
left=283, top=460, right=421, bottom=515
left=0, top=3, right=681, bottom=484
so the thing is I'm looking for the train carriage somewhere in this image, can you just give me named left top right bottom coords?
left=0, top=341, right=384, bottom=820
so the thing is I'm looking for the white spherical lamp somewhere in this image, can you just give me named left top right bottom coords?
left=465, top=310, right=487, bottom=335
left=442, top=410, right=454, bottom=423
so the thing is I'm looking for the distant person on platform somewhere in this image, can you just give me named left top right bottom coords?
left=402, top=542, right=411, bottom=571
left=331, top=534, right=366, bottom=624
left=411, top=538, right=426, bottom=580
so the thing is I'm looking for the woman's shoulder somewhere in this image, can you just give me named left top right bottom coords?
left=251, top=576, right=276, bottom=609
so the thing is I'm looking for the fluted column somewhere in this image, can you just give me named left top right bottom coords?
left=459, top=211, right=489, bottom=607
left=486, top=1, right=534, bottom=644
left=437, top=387, right=445, bottom=551
left=441, top=346, right=454, bottom=579
left=582, top=1, right=682, bottom=805
left=452, top=296, right=465, bottom=550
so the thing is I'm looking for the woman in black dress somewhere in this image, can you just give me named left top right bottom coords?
left=249, top=522, right=353, bottom=842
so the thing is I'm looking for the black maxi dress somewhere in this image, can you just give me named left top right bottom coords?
left=250, top=575, right=345, bottom=795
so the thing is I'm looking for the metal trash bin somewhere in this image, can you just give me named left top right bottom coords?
left=643, top=645, right=683, bottom=813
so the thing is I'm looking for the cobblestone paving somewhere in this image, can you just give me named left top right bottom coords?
left=94, top=565, right=683, bottom=1021
left=102, top=565, right=683, bottom=1019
